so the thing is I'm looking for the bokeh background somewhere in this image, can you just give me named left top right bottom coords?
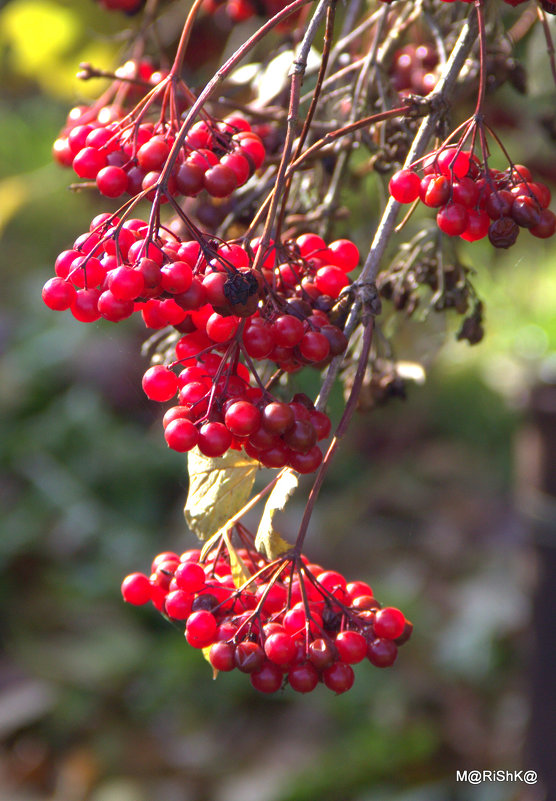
left=1, top=2, right=556, bottom=800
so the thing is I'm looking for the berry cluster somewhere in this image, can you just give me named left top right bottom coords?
left=54, top=96, right=265, bottom=201
left=42, top=215, right=359, bottom=470
left=390, top=44, right=438, bottom=98
left=204, top=0, right=294, bottom=24
left=389, top=146, right=555, bottom=247
left=94, top=0, right=144, bottom=12
left=121, top=535, right=412, bottom=694
left=437, top=0, right=555, bottom=9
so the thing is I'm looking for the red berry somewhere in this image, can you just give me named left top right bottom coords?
left=299, top=331, right=330, bottom=362
left=367, top=637, right=398, bottom=667
left=165, top=589, right=193, bottom=620
left=42, top=277, right=76, bottom=311
left=315, top=265, right=350, bottom=299
left=137, top=136, right=170, bottom=171
left=225, top=401, right=261, bottom=436
left=175, top=561, right=206, bottom=593
left=197, top=422, right=233, bottom=457
left=209, top=641, right=236, bottom=672
left=335, top=630, right=368, bottom=664
left=164, top=418, right=199, bottom=452
left=96, top=165, right=127, bottom=197
left=389, top=169, right=421, bottom=203
left=436, top=203, right=468, bottom=236
left=234, top=641, right=265, bottom=673
left=142, top=365, right=179, bottom=402
left=73, top=146, right=107, bottom=179
left=322, top=662, right=354, bottom=693
left=374, top=607, right=406, bottom=639
left=121, top=572, right=152, bottom=605
left=185, top=610, right=217, bottom=647
left=288, top=662, right=319, bottom=693
left=250, top=662, right=283, bottom=693
left=264, top=632, right=297, bottom=667
left=204, top=164, right=238, bottom=197
left=328, top=239, right=359, bottom=271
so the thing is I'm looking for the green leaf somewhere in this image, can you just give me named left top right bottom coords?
left=184, top=448, right=258, bottom=541
left=255, top=468, right=297, bottom=559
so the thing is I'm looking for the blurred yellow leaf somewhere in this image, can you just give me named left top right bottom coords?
left=1, top=0, right=115, bottom=98
left=201, top=645, right=218, bottom=679
left=184, top=448, right=258, bottom=540
left=223, top=530, right=252, bottom=590
left=255, top=468, right=297, bottom=559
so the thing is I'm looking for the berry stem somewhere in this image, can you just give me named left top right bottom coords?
left=293, top=314, right=374, bottom=556
left=253, top=0, right=332, bottom=270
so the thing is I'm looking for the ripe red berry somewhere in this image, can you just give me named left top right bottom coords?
left=96, top=165, right=128, bottom=197
left=142, top=365, right=179, bottom=402
left=288, top=662, right=319, bottom=693
left=315, top=265, right=350, bottom=298
left=367, top=637, right=398, bottom=667
left=225, top=401, right=261, bottom=436
left=234, top=641, right=265, bottom=673
left=374, top=607, right=406, bottom=639
left=264, top=631, right=297, bottom=667
left=335, top=630, right=368, bottom=663
left=121, top=572, right=152, bottom=605
left=250, top=662, right=283, bottom=693
left=322, top=661, right=354, bottom=693
left=197, top=422, right=233, bottom=457
left=164, top=418, right=199, bottom=452
left=165, top=589, right=194, bottom=620
left=42, top=277, right=76, bottom=311
left=174, top=561, right=206, bottom=593
left=185, top=610, right=217, bottom=647
left=209, top=641, right=236, bottom=672
left=299, top=331, right=330, bottom=362
left=436, top=203, right=468, bottom=236
left=389, top=169, right=421, bottom=203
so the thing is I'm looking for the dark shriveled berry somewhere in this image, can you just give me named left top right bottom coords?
left=488, top=217, right=519, bottom=248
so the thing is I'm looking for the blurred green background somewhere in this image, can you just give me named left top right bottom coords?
left=1, top=2, right=556, bottom=800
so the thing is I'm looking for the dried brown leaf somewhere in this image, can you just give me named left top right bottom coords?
left=255, top=468, right=297, bottom=559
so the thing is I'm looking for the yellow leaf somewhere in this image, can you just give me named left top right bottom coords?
left=255, top=468, right=297, bottom=559
left=184, top=448, right=258, bottom=541
left=201, top=645, right=218, bottom=679
left=223, top=531, right=252, bottom=590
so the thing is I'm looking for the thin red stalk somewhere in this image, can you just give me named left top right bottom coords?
left=473, top=0, right=487, bottom=117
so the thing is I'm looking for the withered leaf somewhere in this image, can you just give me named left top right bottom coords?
left=184, top=448, right=258, bottom=541
left=223, top=531, right=253, bottom=590
left=255, top=468, right=297, bottom=560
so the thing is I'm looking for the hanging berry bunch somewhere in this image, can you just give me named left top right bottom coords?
left=42, top=0, right=556, bottom=694
left=122, top=526, right=412, bottom=694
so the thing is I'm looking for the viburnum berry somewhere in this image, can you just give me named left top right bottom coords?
left=264, top=631, right=297, bottom=667
left=42, top=277, right=76, bottom=311
left=121, top=572, right=152, bottom=605
left=334, top=630, right=368, bottom=664
left=322, top=662, right=355, bottom=694
left=142, top=365, right=179, bottom=402
left=367, top=638, right=398, bottom=667
left=374, top=607, right=406, bottom=640
left=209, top=641, right=236, bottom=672
left=389, top=169, right=421, bottom=203
left=288, top=662, right=319, bottom=693
left=185, top=610, right=217, bottom=647
left=250, top=662, right=283, bottom=693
